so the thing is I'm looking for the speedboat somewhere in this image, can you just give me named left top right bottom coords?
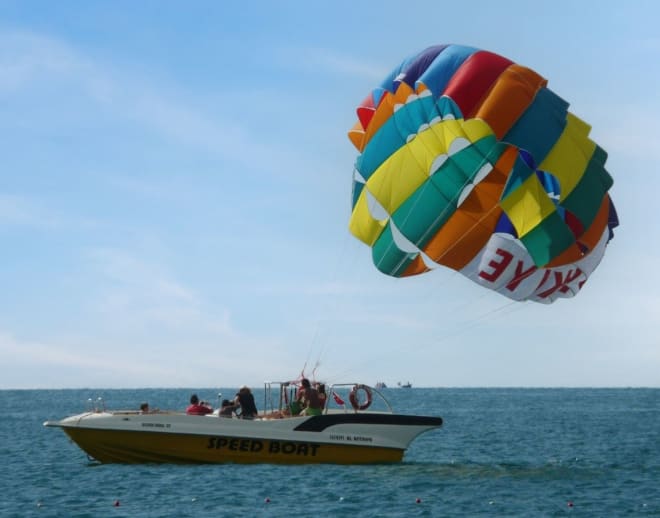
left=44, top=382, right=442, bottom=464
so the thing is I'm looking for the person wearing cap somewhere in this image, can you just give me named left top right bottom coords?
left=233, top=386, right=258, bottom=419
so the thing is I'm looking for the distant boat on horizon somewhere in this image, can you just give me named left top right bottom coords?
left=398, top=382, right=412, bottom=389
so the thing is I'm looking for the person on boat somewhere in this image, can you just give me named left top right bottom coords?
left=233, top=386, right=258, bottom=419
left=186, top=394, right=213, bottom=415
left=219, top=399, right=236, bottom=417
left=296, top=378, right=322, bottom=416
left=140, top=402, right=150, bottom=413
left=316, top=383, right=327, bottom=411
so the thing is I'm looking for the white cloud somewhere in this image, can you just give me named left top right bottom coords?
left=0, top=322, right=298, bottom=389
left=0, top=331, right=174, bottom=381
left=285, top=46, right=389, bottom=82
left=0, top=194, right=55, bottom=227
left=85, top=246, right=211, bottom=332
left=0, top=29, right=277, bottom=166
left=0, top=30, right=84, bottom=90
left=0, top=193, right=100, bottom=230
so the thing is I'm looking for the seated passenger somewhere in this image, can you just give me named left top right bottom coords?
left=140, top=402, right=150, bottom=413
left=296, top=378, right=322, bottom=416
left=234, top=386, right=258, bottom=419
left=219, top=399, right=236, bottom=417
left=186, top=394, right=213, bottom=415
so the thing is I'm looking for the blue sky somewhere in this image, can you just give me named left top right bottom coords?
left=1, top=1, right=658, bottom=388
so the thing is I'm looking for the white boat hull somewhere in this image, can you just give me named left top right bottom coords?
left=45, top=410, right=442, bottom=464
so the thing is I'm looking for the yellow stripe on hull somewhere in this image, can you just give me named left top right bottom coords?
left=63, top=428, right=404, bottom=464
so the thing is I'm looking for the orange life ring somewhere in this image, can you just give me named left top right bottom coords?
left=349, top=385, right=372, bottom=411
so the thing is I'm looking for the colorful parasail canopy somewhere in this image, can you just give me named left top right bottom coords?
left=348, top=44, right=618, bottom=303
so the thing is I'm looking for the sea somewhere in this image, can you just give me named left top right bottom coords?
left=1, top=388, right=659, bottom=517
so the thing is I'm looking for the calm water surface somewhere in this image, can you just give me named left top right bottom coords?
left=1, top=388, right=658, bottom=517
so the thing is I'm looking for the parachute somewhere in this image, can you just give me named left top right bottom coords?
left=348, top=44, right=618, bottom=303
